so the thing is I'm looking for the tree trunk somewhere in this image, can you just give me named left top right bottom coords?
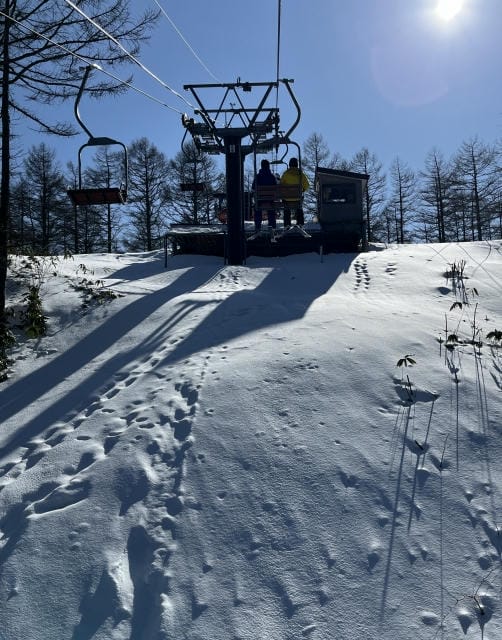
left=1, top=2, right=12, bottom=322
left=107, top=204, right=112, bottom=253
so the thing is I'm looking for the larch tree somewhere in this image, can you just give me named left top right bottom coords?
left=453, top=137, right=500, bottom=241
left=349, top=148, right=387, bottom=244
left=21, top=143, right=66, bottom=253
left=302, top=132, right=334, bottom=175
left=388, top=157, right=416, bottom=244
left=10, top=177, right=33, bottom=252
left=0, top=0, right=158, bottom=322
left=301, top=132, right=344, bottom=218
left=83, top=148, right=126, bottom=252
left=419, top=148, right=454, bottom=243
left=167, top=142, right=219, bottom=225
left=125, top=137, right=170, bottom=251
left=494, top=139, right=502, bottom=237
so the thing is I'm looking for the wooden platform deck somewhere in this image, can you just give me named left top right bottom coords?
left=164, top=224, right=364, bottom=260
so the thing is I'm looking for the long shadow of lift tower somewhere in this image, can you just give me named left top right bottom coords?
left=181, top=79, right=301, bottom=265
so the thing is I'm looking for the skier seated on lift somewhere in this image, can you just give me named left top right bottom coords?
left=280, top=157, right=310, bottom=227
left=252, top=159, right=277, bottom=232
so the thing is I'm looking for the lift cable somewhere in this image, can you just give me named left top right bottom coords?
left=0, top=9, right=185, bottom=115
left=275, top=0, right=282, bottom=109
left=63, top=0, right=194, bottom=110
left=153, top=0, right=222, bottom=84
left=271, top=0, right=283, bottom=164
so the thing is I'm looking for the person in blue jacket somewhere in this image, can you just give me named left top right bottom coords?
left=252, top=159, right=277, bottom=232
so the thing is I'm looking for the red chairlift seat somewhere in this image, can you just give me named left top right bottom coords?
left=67, top=186, right=127, bottom=206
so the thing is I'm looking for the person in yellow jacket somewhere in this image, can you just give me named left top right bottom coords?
left=280, top=157, right=310, bottom=227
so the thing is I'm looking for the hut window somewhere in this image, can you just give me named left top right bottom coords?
left=322, top=183, right=356, bottom=204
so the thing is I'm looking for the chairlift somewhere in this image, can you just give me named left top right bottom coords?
left=67, top=65, right=128, bottom=206
left=251, top=136, right=304, bottom=224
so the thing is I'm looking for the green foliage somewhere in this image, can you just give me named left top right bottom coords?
left=21, top=286, right=48, bottom=338
left=75, top=270, right=120, bottom=308
left=0, top=321, right=16, bottom=382
left=21, top=253, right=59, bottom=286
left=15, top=255, right=54, bottom=338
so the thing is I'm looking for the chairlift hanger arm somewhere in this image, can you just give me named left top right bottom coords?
left=279, top=78, right=301, bottom=140
left=270, top=145, right=289, bottom=164
left=74, top=65, right=95, bottom=140
left=74, top=64, right=123, bottom=146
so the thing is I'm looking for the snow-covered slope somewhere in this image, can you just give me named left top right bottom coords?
left=1, top=242, right=502, bottom=639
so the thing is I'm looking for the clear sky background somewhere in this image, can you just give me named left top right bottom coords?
left=16, top=0, right=502, bottom=176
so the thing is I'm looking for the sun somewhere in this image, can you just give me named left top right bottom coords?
left=435, top=0, right=464, bottom=21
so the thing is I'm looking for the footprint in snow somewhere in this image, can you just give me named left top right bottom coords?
left=353, top=261, right=371, bottom=291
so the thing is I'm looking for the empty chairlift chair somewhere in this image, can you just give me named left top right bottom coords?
left=67, top=66, right=128, bottom=206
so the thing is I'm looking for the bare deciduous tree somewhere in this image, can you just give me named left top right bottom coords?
left=84, top=148, right=126, bottom=252
left=302, top=132, right=344, bottom=218
left=167, top=142, right=219, bottom=225
left=1, top=0, right=158, bottom=320
left=453, top=136, right=499, bottom=241
left=419, top=148, right=454, bottom=243
left=22, top=143, right=67, bottom=253
left=125, top=137, right=170, bottom=251
left=349, top=148, right=387, bottom=244
left=388, top=157, right=416, bottom=243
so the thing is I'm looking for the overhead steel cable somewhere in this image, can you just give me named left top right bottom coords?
left=153, top=0, right=222, bottom=84
left=273, top=0, right=283, bottom=157
left=0, top=8, right=185, bottom=114
left=276, top=0, right=282, bottom=91
left=63, top=0, right=194, bottom=109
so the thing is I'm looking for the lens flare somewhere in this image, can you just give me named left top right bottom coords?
left=436, top=0, right=464, bottom=21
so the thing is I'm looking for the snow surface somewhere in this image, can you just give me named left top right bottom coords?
left=1, top=241, right=502, bottom=640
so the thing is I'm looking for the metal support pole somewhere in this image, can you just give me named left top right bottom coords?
left=224, top=135, right=245, bottom=265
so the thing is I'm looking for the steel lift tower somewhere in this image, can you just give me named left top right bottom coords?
left=181, top=79, right=301, bottom=265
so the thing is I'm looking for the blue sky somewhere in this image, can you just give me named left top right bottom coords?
left=17, top=0, right=502, bottom=175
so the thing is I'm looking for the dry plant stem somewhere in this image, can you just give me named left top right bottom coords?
left=440, top=434, right=449, bottom=470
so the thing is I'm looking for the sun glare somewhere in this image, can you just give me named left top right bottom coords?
left=436, top=0, right=464, bottom=21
